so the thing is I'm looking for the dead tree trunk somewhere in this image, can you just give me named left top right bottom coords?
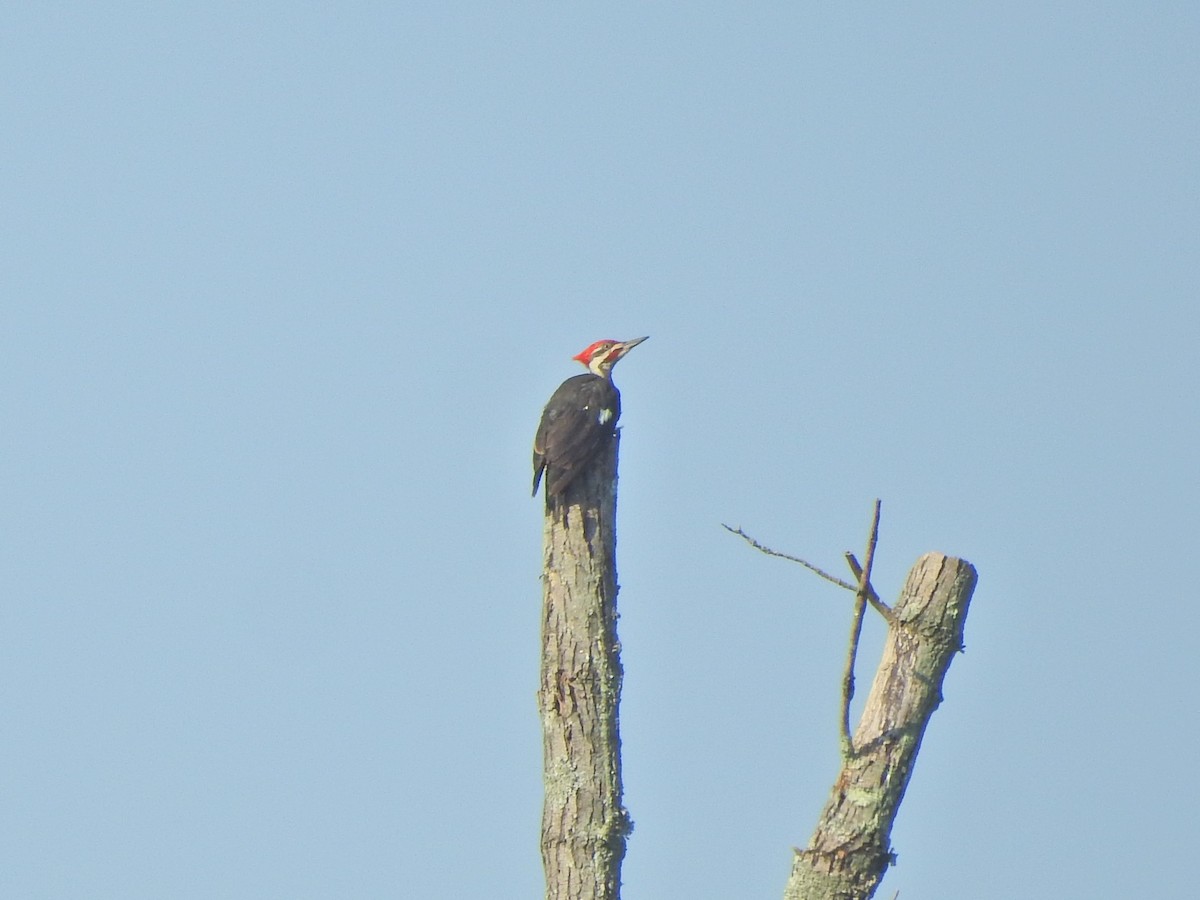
left=537, top=433, right=631, bottom=900
left=783, top=552, right=978, bottom=900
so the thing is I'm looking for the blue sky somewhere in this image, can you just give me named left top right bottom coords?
left=2, top=4, right=1197, bottom=898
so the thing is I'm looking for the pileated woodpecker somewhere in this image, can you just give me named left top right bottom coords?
left=532, top=336, right=648, bottom=501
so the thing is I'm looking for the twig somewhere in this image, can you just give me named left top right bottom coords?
left=840, top=500, right=881, bottom=759
left=722, top=524, right=858, bottom=593
left=845, top=553, right=893, bottom=620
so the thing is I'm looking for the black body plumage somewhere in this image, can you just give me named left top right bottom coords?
left=532, top=373, right=621, bottom=499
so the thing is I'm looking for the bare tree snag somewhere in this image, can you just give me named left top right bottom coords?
left=537, top=433, right=631, bottom=900
left=783, top=552, right=978, bottom=900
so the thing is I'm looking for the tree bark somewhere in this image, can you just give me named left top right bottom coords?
left=538, top=433, right=631, bottom=900
left=783, top=552, right=978, bottom=900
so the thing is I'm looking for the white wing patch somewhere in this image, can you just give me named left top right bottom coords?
left=598, top=407, right=614, bottom=425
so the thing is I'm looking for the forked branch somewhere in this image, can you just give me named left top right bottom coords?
left=725, top=504, right=979, bottom=900
left=840, top=500, right=881, bottom=758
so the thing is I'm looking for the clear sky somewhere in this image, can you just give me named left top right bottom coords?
left=3, top=4, right=1196, bottom=898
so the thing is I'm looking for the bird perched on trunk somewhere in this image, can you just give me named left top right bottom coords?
left=532, top=336, right=648, bottom=502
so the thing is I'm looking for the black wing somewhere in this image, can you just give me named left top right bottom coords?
left=532, top=374, right=620, bottom=498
